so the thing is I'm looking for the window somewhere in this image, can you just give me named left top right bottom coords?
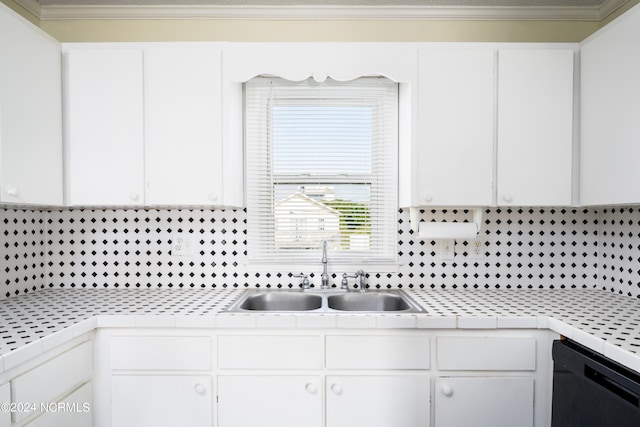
left=245, top=77, right=398, bottom=266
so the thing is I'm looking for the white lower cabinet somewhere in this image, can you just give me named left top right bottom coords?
left=217, top=375, right=321, bottom=427
left=99, top=332, right=214, bottom=427
left=434, top=377, right=534, bottom=427
left=25, top=382, right=93, bottom=427
left=11, top=341, right=93, bottom=426
left=434, top=335, right=544, bottom=427
left=0, top=383, right=10, bottom=426
left=96, top=329, right=553, bottom=427
left=111, top=375, right=212, bottom=427
left=326, top=375, right=430, bottom=427
left=216, top=333, right=432, bottom=427
left=217, top=374, right=430, bottom=427
left=0, top=336, right=94, bottom=427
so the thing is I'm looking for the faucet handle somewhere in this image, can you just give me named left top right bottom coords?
left=293, top=273, right=311, bottom=290
left=341, top=272, right=359, bottom=291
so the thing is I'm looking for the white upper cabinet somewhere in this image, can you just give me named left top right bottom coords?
left=407, top=45, right=576, bottom=209
left=580, top=4, right=640, bottom=206
left=65, top=47, right=145, bottom=206
left=65, top=43, right=240, bottom=207
left=415, top=47, right=495, bottom=207
left=0, top=4, right=63, bottom=205
left=144, top=47, right=223, bottom=206
left=63, top=41, right=577, bottom=209
left=496, top=48, right=575, bottom=206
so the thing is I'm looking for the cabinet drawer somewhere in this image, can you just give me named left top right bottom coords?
left=437, top=337, right=536, bottom=371
left=110, top=336, right=211, bottom=371
left=326, top=335, right=430, bottom=370
left=25, top=382, right=92, bottom=427
left=12, top=341, right=92, bottom=423
left=218, top=335, right=322, bottom=369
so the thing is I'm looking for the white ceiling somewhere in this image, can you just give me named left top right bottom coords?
left=15, top=0, right=630, bottom=20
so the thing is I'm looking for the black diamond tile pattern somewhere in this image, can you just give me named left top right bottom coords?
left=0, top=288, right=240, bottom=354
left=0, top=209, right=46, bottom=299
left=2, top=288, right=640, bottom=362
left=407, top=288, right=640, bottom=354
left=1, top=206, right=640, bottom=300
left=597, top=207, right=640, bottom=298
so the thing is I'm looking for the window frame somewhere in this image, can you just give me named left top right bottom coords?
left=244, top=76, right=399, bottom=271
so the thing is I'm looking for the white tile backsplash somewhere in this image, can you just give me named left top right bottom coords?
left=1, top=205, right=640, bottom=300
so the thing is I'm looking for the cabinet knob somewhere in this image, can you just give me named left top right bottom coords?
left=423, top=193, right=433, bottom=202
left=305, top=383, right=317, bottom=394
left=7, top=187, right=19, bottom=197
left=502, top=194, right=513, bottom=203
left=330, top=383, right=343, bottom=395
left=441, top=384, right=453, bottom=397
left=194, top=383, right=206, bottom=395
left=129, top=193, right=140, bottom=202
left=208, top=193, right=218, bottom=202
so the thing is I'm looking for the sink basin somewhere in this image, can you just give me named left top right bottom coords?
left=225, top=289, right=423, bottom=313
left=327, top=292, right=413, bottom=312
left=234, top=291, right=323, bottom=311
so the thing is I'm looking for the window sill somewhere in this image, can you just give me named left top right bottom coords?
left=244, top=260, right=402, bottom=274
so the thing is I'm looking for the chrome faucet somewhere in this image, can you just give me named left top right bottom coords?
left=321, top=240, right=329, bottom=290
left=356, top=269, right=366, bottom=292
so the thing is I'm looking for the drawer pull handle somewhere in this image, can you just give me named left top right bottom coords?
left=305, top=383, right=317, bottom=394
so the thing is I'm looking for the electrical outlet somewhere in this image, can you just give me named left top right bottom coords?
left=440, top=239, right=455, bottom=260
left=469, top=236, right=486, bottom=259
left=172, top=233, right=193, bottom=257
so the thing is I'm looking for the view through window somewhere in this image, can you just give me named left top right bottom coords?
left=246, top=77, right=398, bottom=264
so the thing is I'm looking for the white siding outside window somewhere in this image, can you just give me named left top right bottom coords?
left=245, top=77, right=398, bottom=266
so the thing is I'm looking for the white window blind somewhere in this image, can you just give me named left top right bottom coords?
left=245, top=77, right=398, bottom=265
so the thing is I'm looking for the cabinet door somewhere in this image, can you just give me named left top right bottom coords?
left=326, top=375, right=430, bottom=427
left=65, top=48, right=145, bottom=206
left=0, top=5, right=63, bottom=205
left=581, top=6, right=640, bottom=205
left=145, top=47, right=223, bottom=206
left=111, top=375, right=212, bottom=427
left=496, top=48, right=574, bottom=206
left=435, top=377, right=533, bottom=427
left=217, top=375, right=321, bottom=427
left=417, top=48, right=494, bottom=206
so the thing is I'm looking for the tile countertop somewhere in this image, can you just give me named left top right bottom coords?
left=0, top=288, right=639, bottom=374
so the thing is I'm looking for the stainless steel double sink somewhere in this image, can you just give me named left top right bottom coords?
left=226, top=289, right=424, bottom=313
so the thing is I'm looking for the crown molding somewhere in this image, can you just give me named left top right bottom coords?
left=14, top=0, right=629, bottom=21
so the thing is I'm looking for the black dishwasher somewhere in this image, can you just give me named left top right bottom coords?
left=552, top=339, right=640, bottom=426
